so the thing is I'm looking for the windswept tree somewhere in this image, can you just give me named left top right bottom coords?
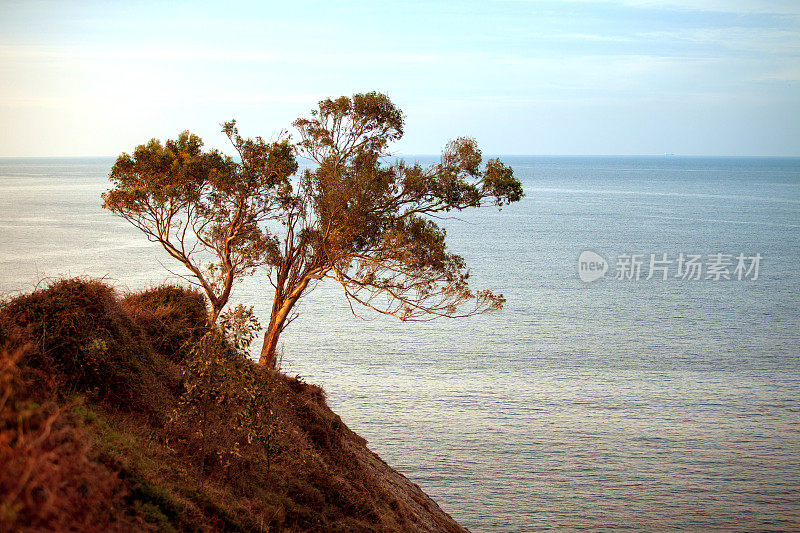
left=102, top=127, right=297, bottom=325
left=257, top=92, right=523, bottom=366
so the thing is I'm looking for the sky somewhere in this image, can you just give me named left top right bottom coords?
left=0, top=0, right=798, bottom=157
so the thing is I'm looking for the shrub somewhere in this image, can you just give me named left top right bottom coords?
left=0, top=278, right=164, bottom=411
left=122, top=284, right=208, bottom=362
left=218, top=304, right=261, bottom=355
left=170, top=309, right=276, bottom=477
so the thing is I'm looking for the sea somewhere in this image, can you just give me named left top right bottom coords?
left=1, top=156, right=799, bottom=532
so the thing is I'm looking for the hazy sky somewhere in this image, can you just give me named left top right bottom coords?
left=1, top=0, right=798, bottom=156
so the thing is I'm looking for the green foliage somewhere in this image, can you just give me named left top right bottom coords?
left=257, top=91, right=525, bottom=363
left=172, top=326, right=275, bottom=474
left=102, top=128, right=297, bottom=324
left=218, top=303, right=262, bottom=355
left=100, top=92, right=522, bottom=364
left=101, top=91, right=522, bottom=364
left=293, top=92, right=404, bottom=161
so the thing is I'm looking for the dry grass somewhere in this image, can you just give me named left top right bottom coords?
left=0, top=347, right=146, bottom=532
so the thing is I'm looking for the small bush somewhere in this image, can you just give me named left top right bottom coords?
left=122, top=284, right=208, bottom=362
left=171, top=325, right=277, bottom=478
left=218, top=304, right=261, bottom=354
left=0, top=278, right=165, bottom=411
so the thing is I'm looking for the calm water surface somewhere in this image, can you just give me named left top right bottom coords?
left=1, top=156, right=799, bottom=531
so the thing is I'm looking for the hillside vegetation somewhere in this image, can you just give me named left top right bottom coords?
left=0, top=278, right=467, bottom=532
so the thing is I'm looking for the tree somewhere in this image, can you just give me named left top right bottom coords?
left=102, top=126, right=297, bottom=325
left=257, top=92, right=523, bottom=366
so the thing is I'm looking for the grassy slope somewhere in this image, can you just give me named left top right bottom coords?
left=0, top=279, right=467, bottom=532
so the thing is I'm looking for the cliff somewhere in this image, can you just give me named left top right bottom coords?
left=0, top=278, right=467, bottom=532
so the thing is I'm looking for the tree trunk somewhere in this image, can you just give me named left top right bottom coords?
left=258, top=280, right=312, bottom=367
left=259, top=321, right=283, bottom=368
left=208, top=305, right=221, bottom=327
left=258, top=265, right=329, bottom=367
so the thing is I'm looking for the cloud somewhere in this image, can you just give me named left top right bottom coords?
left=552, top=0, right=800, bottom=15
left=554, top=33, right=637, bottom=42
left=0, top=45, right=467, bottom=67
left=636, top=27, right=800, bottom=53
left=750, top=64, right=800, bottom=82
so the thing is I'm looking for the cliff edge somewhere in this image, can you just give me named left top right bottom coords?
left=0, top=278, right=467, bottom=532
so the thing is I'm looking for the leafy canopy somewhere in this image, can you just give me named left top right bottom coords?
left=257, top=92, right=523, bottom=363
left=102, top=128, right=297, bottom=323
left=101, top=91, right=523, bottom=365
